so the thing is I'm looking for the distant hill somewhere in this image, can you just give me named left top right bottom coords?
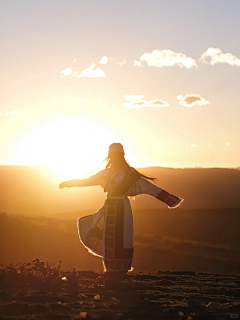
left=1, top=208, right=240, bottom=274
left=1, top=165, right=240, bottom=215
left=132, top=166, right=240, bottom=210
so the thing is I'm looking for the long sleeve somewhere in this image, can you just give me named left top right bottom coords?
left=80, top=169, right=109, bottom=188
left=127, top=177, right=163, bottom=197
left=66, top=169, right=109, bottom=188
left=127, top=178, right=184, bottom=209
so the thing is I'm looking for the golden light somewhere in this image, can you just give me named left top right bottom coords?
left=13, top=115, right=119, bottom=179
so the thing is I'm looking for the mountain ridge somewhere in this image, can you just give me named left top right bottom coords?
left=1, top=165, right=240, bottom=215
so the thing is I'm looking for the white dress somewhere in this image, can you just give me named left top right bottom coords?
left=77, top=166, right=183, bottom=273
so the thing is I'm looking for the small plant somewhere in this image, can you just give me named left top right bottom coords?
left=0, top=259, right=79, bottom=291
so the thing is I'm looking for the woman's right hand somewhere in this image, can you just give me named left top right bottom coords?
left=59, top=180, right=79, bottom=189
left=59, top=181, right=69, bottom=189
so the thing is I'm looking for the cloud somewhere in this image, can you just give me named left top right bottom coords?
left=98, top=56, right=109, bottom=65
left=61, top=67, right=73, bottom=76
left=61, top=64, right=105, bottom=78
left=200, top=47, right=240, bottom=66
left=177, top=94, right=210, bottom=107
left=134, top=60, right=142, bottom=67
left=135, top=49, right=197, bottom=69
left=74, top=64, right=105, bottom=78
left=123, top=95, right=169, bottom=109
left=117, top=59, right=127, bottom=66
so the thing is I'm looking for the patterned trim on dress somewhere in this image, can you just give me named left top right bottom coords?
left=103, top=199, right=133, bottom=273
left=156, top=190, right=184, bottom=209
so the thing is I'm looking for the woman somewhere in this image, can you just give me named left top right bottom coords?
left=59, top=143, right=183, bottom=282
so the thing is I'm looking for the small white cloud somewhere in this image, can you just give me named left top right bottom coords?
left=200, top=47, right=240, bottom=66
left=177, top=94, right=210, bottom=107
left=226, top=143, right=230, bottom=146
left=123, top=101, right=145, bottom=108
left=123, top=95, right=144, bottom=101
left=11, top=110, right=17, bottom=115
left=98, top=56, right=109, bottom=65
left=123, top=96, right=169, bottom=109
left=134, top=60, right=142, bottom=67
left=73, top=64, right=105, bottom=78
left=5, top=112, right=9, bottom=115
left=191, top=144, right=196, bottom=147
left=61, top=67, right=73, bottom=76
left=136, top=49, right=197, bottom=69
left=73, top=59, right=77, bottom=63
left=201, top=47, right=222, bottom=59
left=117, top=59, right=126, bottom=66
left=149, top=99, right=169, bottom=107
left=61, top=64, right=105, bottom=79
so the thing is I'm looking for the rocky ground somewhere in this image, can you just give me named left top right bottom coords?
left=0, top=260, right=240, bottom=319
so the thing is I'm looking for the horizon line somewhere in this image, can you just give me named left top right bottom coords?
left=0, top=164, right=239, bottom=170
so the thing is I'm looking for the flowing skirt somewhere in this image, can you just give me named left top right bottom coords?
left=77, top=197, right=134, bottom=274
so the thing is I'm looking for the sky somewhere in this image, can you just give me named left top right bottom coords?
left=1, top=0, right=240, bottom=179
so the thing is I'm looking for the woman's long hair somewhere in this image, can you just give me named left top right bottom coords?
left=104, top=155, right=157, bottom=183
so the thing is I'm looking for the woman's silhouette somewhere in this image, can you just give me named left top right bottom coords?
left=59, top=143, right=183, bottom=283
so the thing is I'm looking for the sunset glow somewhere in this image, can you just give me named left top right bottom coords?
left=1, top=0, right=240, bottom=170
left=10, top=116, right=120, bottom=179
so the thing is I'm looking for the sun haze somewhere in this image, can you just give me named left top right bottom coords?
left=1, top=0, right=240, bottom=171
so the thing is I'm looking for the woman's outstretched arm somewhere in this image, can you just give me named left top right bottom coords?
left=127, top=177, right=184, bottom=209
left=59, top=179, right=94, bottom=189
left=59, top=170, right=108, bottom=189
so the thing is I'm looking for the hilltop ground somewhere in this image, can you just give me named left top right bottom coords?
left=0, top=260, right=240, bottom=320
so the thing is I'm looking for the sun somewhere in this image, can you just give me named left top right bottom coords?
left=13, top=115, right=119, bottom=179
